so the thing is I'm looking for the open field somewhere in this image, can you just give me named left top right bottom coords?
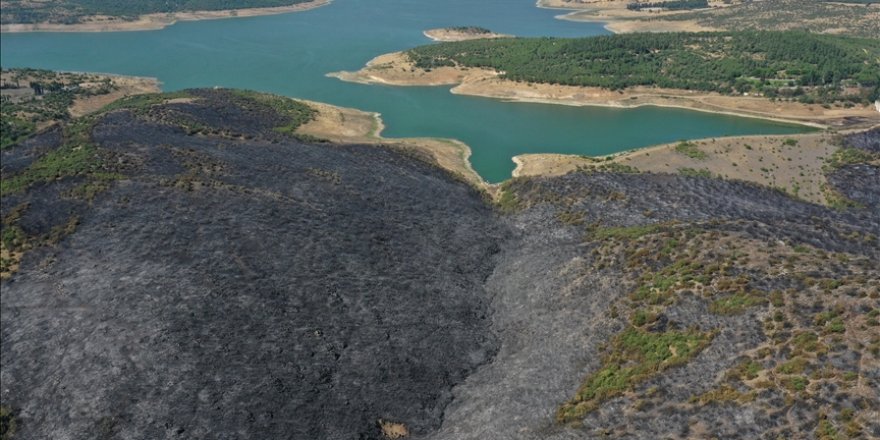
left=548, top=0, right=880, bottom=38
left=513, top=128, right=880, bottom=206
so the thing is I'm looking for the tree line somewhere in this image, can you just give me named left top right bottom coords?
left=407, top=31, right=880, bottom=104
left=626, top=0, right=709, bottom=11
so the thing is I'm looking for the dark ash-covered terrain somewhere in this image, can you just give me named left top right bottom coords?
left=1, top=90, right=503, bottom=439
left=2, top=90, right=878, bottom=440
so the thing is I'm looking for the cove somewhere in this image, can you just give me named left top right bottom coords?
left=0, top=0, right=811, bottom=183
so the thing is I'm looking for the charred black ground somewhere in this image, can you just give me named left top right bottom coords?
left=1, top=90, right=878, bottom=440
left=1, top=90, right=503, bottom=439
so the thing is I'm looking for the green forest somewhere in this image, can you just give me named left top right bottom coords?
left=626, top=0, right=709, bottom=11
left=407, top=31, right=880, bottom=104
left=1, top=0, right=313, bottom=24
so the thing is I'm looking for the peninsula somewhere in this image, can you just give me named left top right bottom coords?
left=423, top=26, right=512, bottom=42
left=331, top=31, right=880, bottom=128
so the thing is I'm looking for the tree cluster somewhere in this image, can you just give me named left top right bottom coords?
left=408, top=31, right=880, bottom=104
left=626, top=0, right=709, bottom=11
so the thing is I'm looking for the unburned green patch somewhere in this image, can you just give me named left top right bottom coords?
left=592, top=224, right=662, bottom=241
left=678, top=167, right=712, bottom=178
left=556, top=327, right=714, bottom=423
left=675, top=142, right=708, bottom=160
left=0, top=405, right=17, bottom=440
left=710, top=291, right=767, bottom=315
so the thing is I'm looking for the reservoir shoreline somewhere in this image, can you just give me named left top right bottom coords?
left=329, top=51, right=879, bottom=130
left=0, top=0, right=331, bottom=33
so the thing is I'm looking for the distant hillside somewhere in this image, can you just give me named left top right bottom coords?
left=659, top=0, right=880, bottom=38
left=1, top=0, right=315, bottom=24
left=407, top=31, right=880, bottom=105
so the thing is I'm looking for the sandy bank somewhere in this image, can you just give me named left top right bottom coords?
left=0, top=0, right=330, bottom=33
left=537, top=0, right=718, bottom=33
left=423, top=28, right=512, bottom=42
left=296, top=99, right=489, bottom=192
left=511, top=127, right=880, bottom=206
left=330, top=51, right=880, bottom=130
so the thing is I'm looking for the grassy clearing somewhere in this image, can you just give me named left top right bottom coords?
left=823, top=147, right=877, bottom=171
left=557, top=327, right=714, bottom=423
left=678, top=167, right=712, bottom=178
left=99, top=91, right=192, bottom=114
left=591, top=224, right=662, bottom=240
left=674, top=141, right=708, bottom=160
left=709, top=291, right=768, bottom=315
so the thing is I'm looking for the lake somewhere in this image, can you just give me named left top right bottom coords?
left=0, top=0, right=811, bottom=182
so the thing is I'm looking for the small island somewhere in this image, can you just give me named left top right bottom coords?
left=423, top=26, right=512, bottom=42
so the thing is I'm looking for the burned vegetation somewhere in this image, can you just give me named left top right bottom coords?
left=1, top=89, right=503, bottom=439
left=1, top=89, right=878, bottom=439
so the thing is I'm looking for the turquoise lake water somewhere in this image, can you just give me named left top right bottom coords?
left=0, top=0, right=811, bottom=182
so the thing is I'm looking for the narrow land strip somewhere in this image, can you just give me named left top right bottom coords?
left=0, top=0, right=331, bottom=33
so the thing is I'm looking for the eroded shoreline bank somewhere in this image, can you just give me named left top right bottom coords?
left=296, top=99, right=489, bottom=192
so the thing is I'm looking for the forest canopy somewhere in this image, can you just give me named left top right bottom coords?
left=406, top=31, right=880, bottom=104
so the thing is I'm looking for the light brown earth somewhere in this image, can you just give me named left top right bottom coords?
left=541, top=0, right=880, bottom=38
left=69, top=75, right=162, bottom=116
left=423, top=28, right=512, bottom=42
left=327, top=51, right=501, bottom=87
left=296, top=99, right=489, bottom=192
left=511, top=129, right=880, bottom=206
left=537, top=0, right=721, bottom=33
left=330, top=51, right=880, bottom=129
left=0, top=0, right=330, bottom=33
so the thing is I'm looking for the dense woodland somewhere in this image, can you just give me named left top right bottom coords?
left=408, top=31, right=880, bottom=104
left=1, top=0, right=313, bottom=24
left=626, top=0, right=709, bottom=11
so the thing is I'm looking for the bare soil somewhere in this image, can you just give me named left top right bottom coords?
left=423, top=28, right=512, bottom=42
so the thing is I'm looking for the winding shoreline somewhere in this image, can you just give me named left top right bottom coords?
left=295, top=99, right=489, bottom=192
left=329, top=51, right=879, bottom=131
left=0, top=0, right=331, bottom=33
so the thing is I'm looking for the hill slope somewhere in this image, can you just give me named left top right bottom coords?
left=1, top=89, right=503, bottom=439
left=1, top=89, right=878, bottom=439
